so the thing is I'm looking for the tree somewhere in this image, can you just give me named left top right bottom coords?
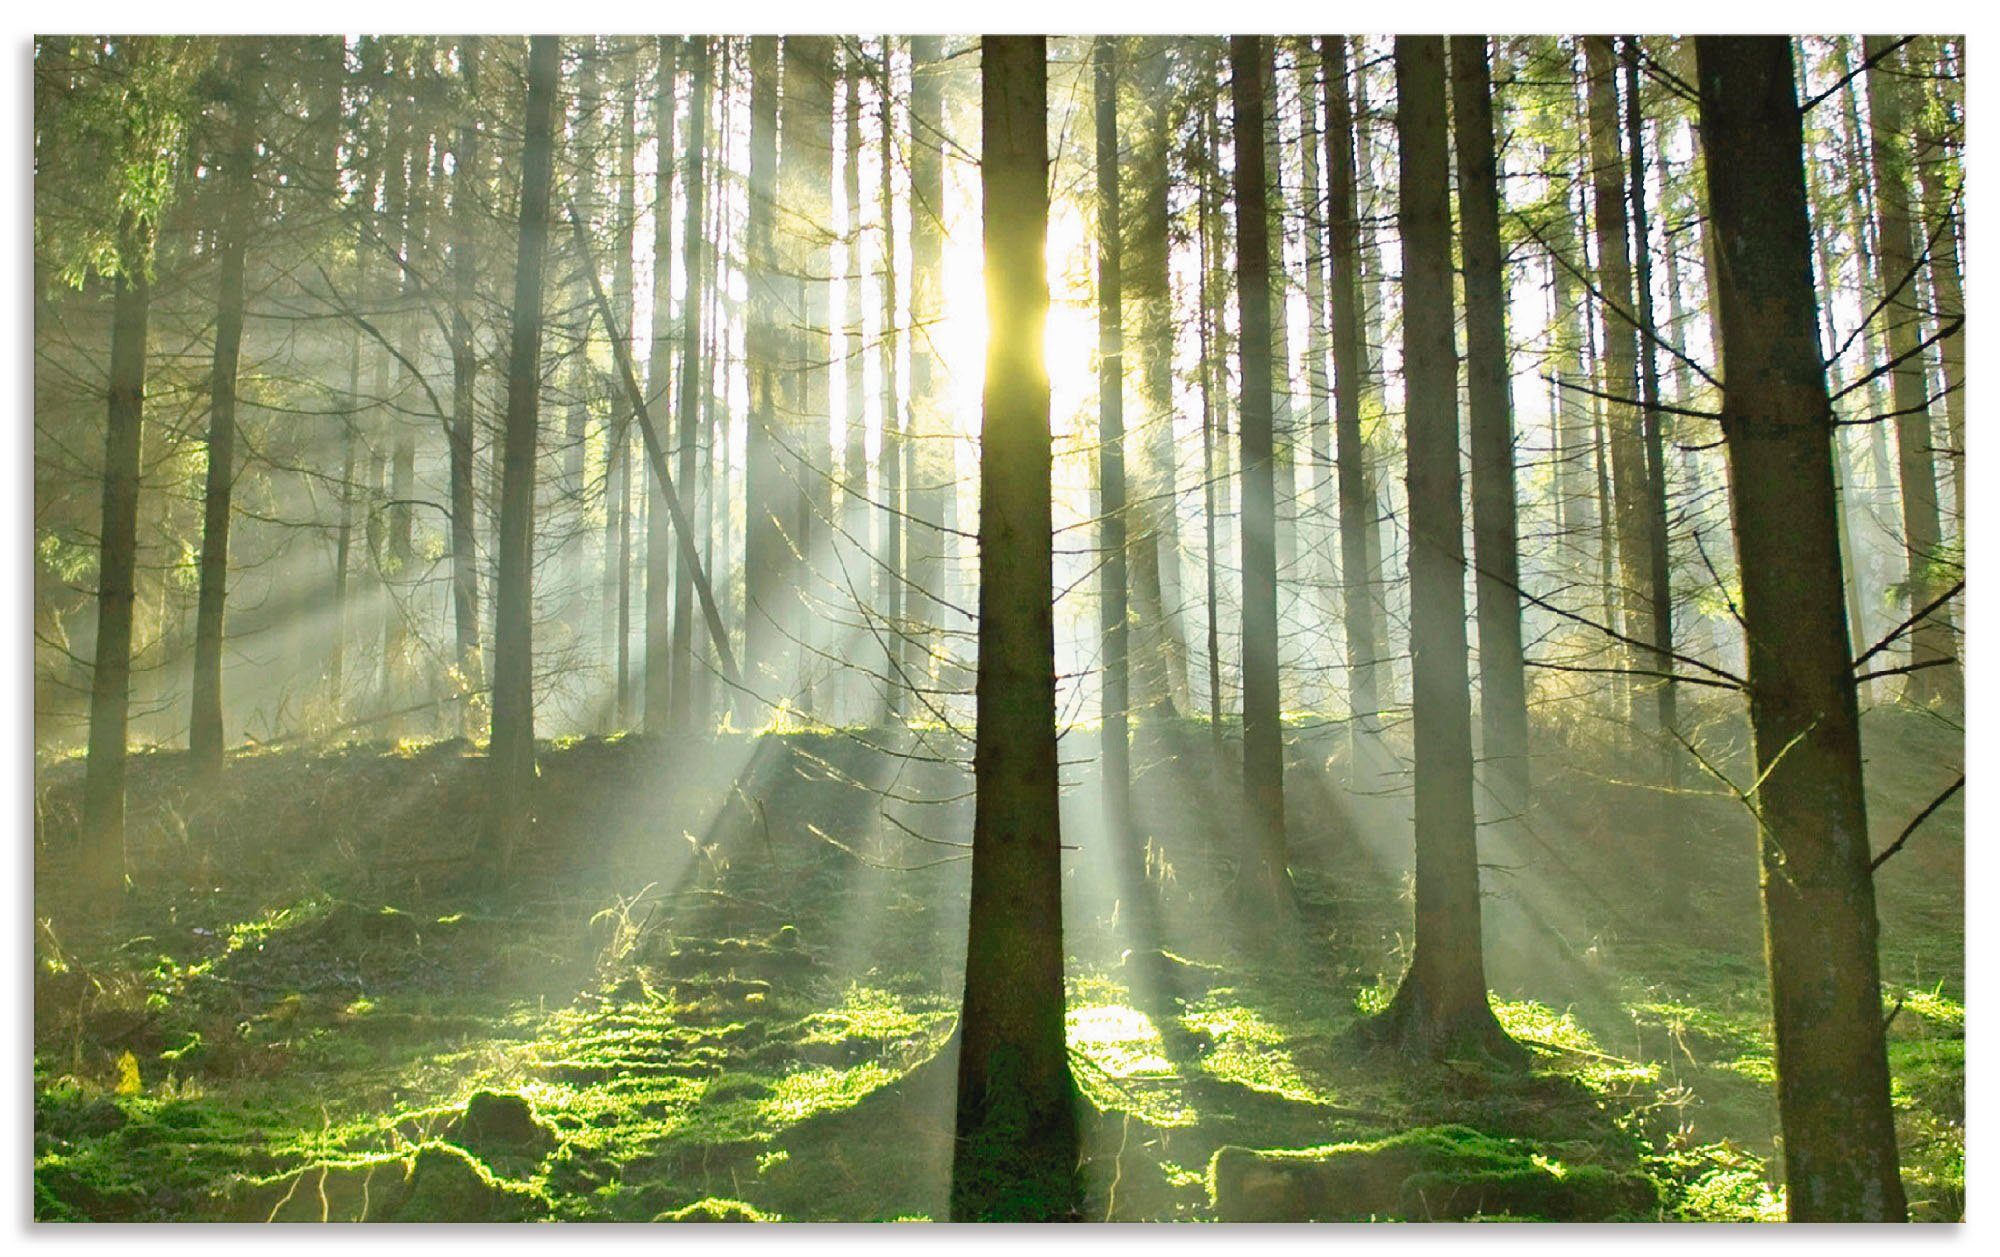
left=876, top=38, right=906, bottom=722
left=1094, top=36, right=1130, bottom=844
left=669, top=38, right=710, bottom=731
left=951, top=33, right=1078, bottom=1224
left=1317, top=35, right=1382, bottom=745
left=1863, top=35, right=1960, bottom=709
left=1693, top=35, right=1907, bottom=1222
left=645, top=37, right=682, bottom=732
left=1582, top=36, right=1668, bottom=744
left=487, top=35, right=561, bottom=878
left=741, top=35, right=784, bottom=719
left=80, top=38, right=184, bottom=899
left=189, top=52, right=258, bottom=779
left=1449, top=35, right=1529, bottom=821
left=1228, top=34, right=1286, bottom=901
left=1379, top=35, right=1518, bottom=1061
left=448, top=37, right=486, bottom=737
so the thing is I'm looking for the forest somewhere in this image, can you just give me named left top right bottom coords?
left=31, top=32, right=1965, bottom=1224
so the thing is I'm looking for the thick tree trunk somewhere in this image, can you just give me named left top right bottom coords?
left=951, top=34, right=1078, bottom=1224
left=191, top=65, right=256, bottom=779
left=1229, top=35, right=1288, bottom=902
left=1094, top=37, right=1131, bottom=844
left=1450, top=36, right=1530, bottom=822
left=1863, top=36, right=1960, bottom=708
left=487, top=34, right=560, bottom=877
left=1382, top=36, right=1517, bottom=1061
left=1694, top=36, right=1907, bottom=1222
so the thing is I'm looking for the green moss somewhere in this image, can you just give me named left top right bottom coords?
left=395, top=1142, right=543, bottom=1222
left=654, top=1196, right=777, bottom=1222
left=1208, top=1125, right=1658, bottom=1222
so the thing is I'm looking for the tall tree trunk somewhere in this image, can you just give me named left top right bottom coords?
left=1229, top=34, right=1287, bottom=903
left=1262, top=42, right=1298, bottom=677
left=647, top=37, right=682, bottom=731
left=1583, top=36, right=1661, bottom=738
left=1094, top=37, right=1130, bottom=845
left=1911, top=38, right=1965, bottom=542
left=81, top=205, right=152, bottom=898
left=1381, top=35, right=1517, bottom=1062
left=785, top=35, right=836, bottom=717
left=1198, top=103, right=1225, bottom=762
left=1694, top=35, right=1907, bottom=1222
left=1350, top=55, right=1396, bottom=702
left=841, top=45, right=870, bottom=727
left=1863, top=35, right=1960, bottom=708
left=604, top=45, right=637, bottom=728
left=190, top=61, right=256, bottom=779
left=951, top=33, right=1078, bottom=1224
left=1127, top=40, right=1186, bottom=715
left=1293, top=42, right=1334, bottom=713
left=1622, top=38, right=1677, bottom=774
left=877, top=38, right=905, bottom=722
left=669, top=38, right=710, bottom=732
left=487, top=34, right=561, bottom=878
left=741, top=35, right=783, bottom=721
left=904, top=36, right=949, bottom=703
left=1319, top=35, right=1382, bottom=741
left=450, top=37, right=485, bottom=738
left=1450, top=36, right=1530, bottom=822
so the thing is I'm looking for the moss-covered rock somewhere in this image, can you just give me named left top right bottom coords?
left=394, top=1142, right=542, bottom=1222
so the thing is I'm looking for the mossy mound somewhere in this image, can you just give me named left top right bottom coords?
left=395, top=1142, right=544, bottom=1222
left=447, top=1091, right=556, bottom=1166
left=1208, top=1125, right=1659, bottom=1222
left=654, top=1196, right=777, bottom=1221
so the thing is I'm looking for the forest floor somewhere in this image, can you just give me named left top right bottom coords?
left=32, top=697, right=1964, bottom=1222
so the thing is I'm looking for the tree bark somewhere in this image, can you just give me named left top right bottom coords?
left=741, top=35, right=783, bottom=721
left=1094, top=37, right=1130, bottom=845
left=1450, top=36, right=1530, bottom=822
left=487, top=34, right=560, bottom=878
left=669, top=38, right=709, bottom=732
left=1583, top=36, right=1663, bottom=738
left=191, top=59, right=257, bottom=779
left=1694, top=35, right=1907, bottom=1222
left=1318, top=36, right=1382, bottom=741
left=1382, top=36, right=1517, bottom=1061
left=1229, top=35, right=1288, bottom=903
left=449, top=37, right=485, bottom=738
left=951, top=33, right=1078, bottom=1224
left=81, top=205, right=152, bottom=898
